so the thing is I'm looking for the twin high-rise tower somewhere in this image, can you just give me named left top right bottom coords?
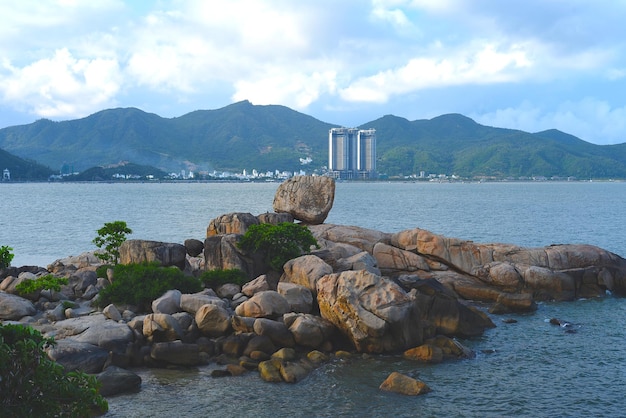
left=328, top=128, right=376, bottom=179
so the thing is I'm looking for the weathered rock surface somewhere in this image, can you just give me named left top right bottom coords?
left=235, top=290, right=290, bottom=319
left=0, top=292, right=36, bottom=320
left=391, top=228, right=626, bottom=302
left=119, top=240, right=187, bottom=269
left=47, top=339, right=110, bottom=373
left=317, top=270, right=423, bottom=353
left=281, top=255, right=333, bottom=295
left=195, top=303, right=232, bottom=337
left=379, top=372, right=431, bottom=396
left=277, top=282, right=313, bottom=313
left=152, top=289, right=182, bottom=314
left=204, top=234, right=262, bottom=279
left=273, top=175, right=335, bottom=224
left=206, top=212, right=259, bottom=237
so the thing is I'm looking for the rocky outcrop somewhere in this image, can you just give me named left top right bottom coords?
left=204, top=234, right=263, bottom=279
left=316, top=270, right=424, bottom=353
left=119, top=240, right=187, bottom=269
left=273, top=175, right=335, bottom=224
left=206, top=212, right=259, bottom=236
left=391, top=228, right=626, bottom=302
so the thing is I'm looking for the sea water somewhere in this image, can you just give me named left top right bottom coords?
left=1, top=181, right=625, bottom=417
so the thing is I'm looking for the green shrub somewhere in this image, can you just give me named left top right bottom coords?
left=0, top=245, right=14, bottom=269
left=92, top=221, right=132, bottom=264
left=96, top=262, right=202, bottom=311
left=0, top=323, right=108, bottom=417
left=96, top=264, right=113, bottom=279
left=200, top=269, right=248, bottom=289
left=238, top=222, right=319, bottom=271
left=15, top=274, right=68, bottom=296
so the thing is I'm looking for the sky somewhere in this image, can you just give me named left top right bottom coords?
left=2, top=0, right=626, bottom=145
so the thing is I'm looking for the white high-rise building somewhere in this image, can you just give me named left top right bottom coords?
left=328, top=128, right=376, bottom=179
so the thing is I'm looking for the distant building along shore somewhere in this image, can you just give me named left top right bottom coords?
left=328, top=128, right=377, bottom=179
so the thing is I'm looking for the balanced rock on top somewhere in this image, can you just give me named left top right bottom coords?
left=273, top=175, right=335, bottom=225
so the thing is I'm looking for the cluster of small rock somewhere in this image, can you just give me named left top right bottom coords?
left=2, top=175, right=626, bottom=398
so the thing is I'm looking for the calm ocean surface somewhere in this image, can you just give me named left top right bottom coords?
left=2, top=181, right=626, bottom=417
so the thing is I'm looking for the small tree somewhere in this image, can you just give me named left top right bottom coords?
left=238, top=222, right=319, bottom=271
left=0, top=245, right=14, bottom=269
left=92, top=221, right=132, bottom=264
left=0, top=323, right=108, bottom=417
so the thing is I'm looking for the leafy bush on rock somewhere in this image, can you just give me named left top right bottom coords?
left=0, top=323, right=108, bottom=417
left=15, top=274, right=68, bottom=296
left=96, top=262, right=202, bottom=311
left=0, top=245, right=14, bottom=269
left=238, top=222, right=319, bottom=271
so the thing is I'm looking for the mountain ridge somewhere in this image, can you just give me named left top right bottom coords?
left=1, top=101, right=625, bottom=179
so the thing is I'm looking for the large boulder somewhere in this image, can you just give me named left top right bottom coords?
left=143, top=313, right=185, bottom=342
left=272, top=175, right=335, bottom=224
left=54, top=315, right=135, bottom=353
left=96, top=366, right=142, bottom=396
left=119, top=240, right=187, bottom=269
left=204, top=234, right=262, bottom=279
left=152, top=289, right=182, bottom=314
left=277, top=282, right=313, bottom=313
left=180, top=291, right=228, bottom=314
left=235, top=290, right=290, bottom=319
left=206, top=212, right=259, bottom=237
left=47, top=339, right=110, bottom=373
left=195, top=303, right=232, bottom=337
left=0, top=292, right=36, bottom=320
left=284, top=312, right=335, bottom=348
left=391, top=228, right=626, bottom=303
left=316, top=270, right=423, bottom=353
left=281, top=255, right=333, bottom=295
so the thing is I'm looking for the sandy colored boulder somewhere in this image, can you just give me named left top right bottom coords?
left=273, top=175, right=335, bottom=224
left=379, top=372, right=431, bottom=396
left=316, top=270, right=423, bottom=353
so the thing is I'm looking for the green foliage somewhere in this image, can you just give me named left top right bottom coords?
left=0, top=245, right=14, bottom=269
left=96, top=264, right=113, bottom=279
left=96, top=262, right=202, bottom=311
left=0, top=323, right=108, bottom=417
left=15, top=274, right=68, bottom=296
left=200, top=269, right=248, bottom=289
left=92, top=221, right=132, bottom=264
left=238, top=222, right=318, bottom=271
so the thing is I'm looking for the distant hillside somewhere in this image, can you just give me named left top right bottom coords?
left=0, top=148, right=54, bottom=180
left=65, top=162, right=168, bottom=181
left=0, top=101, right=334, bottom=174
left=366, top=114, right=626, bottom=179
left=0, top=101, right=625, bottom=179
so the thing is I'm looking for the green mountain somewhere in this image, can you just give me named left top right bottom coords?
left=0, top=101, right=625, bottom=179
left=0, top=148, right=55, bottom=181
left=0, top=101, right=333, bottom=174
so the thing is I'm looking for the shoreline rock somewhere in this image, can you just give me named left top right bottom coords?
left=2, top=175, right=626, bottom=399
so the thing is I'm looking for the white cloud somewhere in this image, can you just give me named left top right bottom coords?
left=340, top=42, right=533, bottom=103
left=233, top=70, right=337, bottom=110
left=1, top=48, right=121, bottom=118
left=473, top=98, right=626, bottom=145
